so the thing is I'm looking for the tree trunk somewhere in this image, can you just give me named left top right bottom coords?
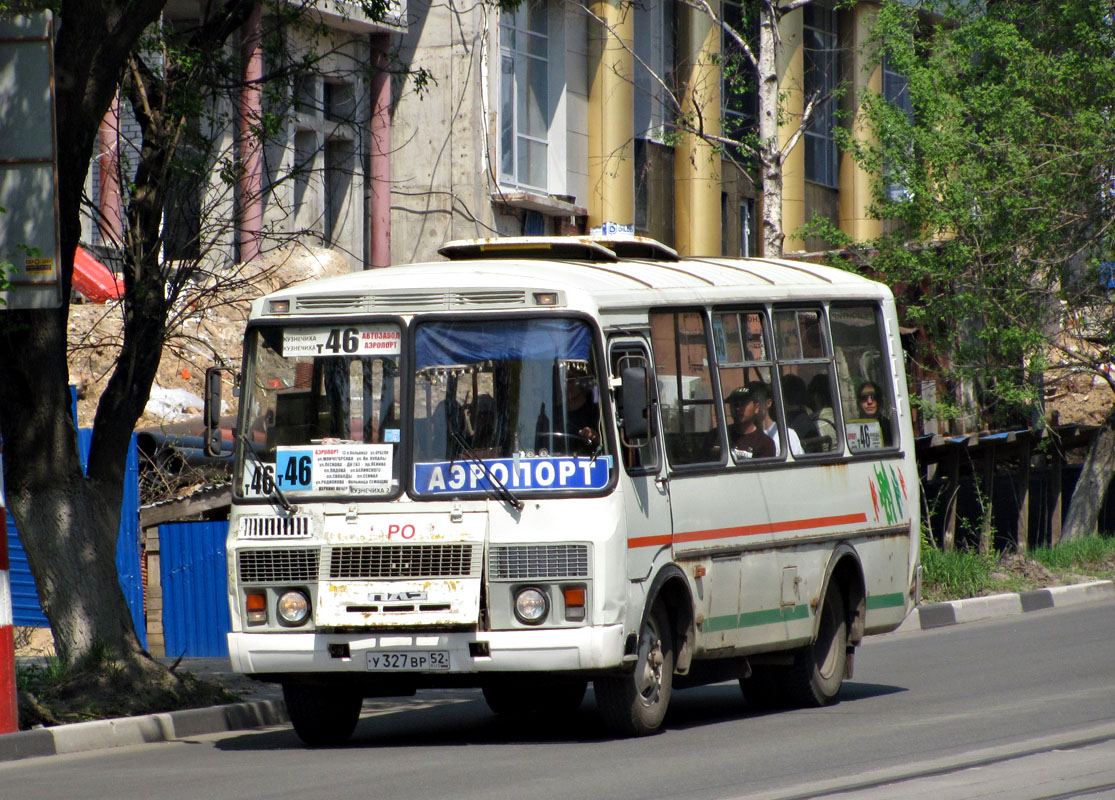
left=1060, top=404, right=1115, bottom=542
left=757, top=2, right=783, bottom=258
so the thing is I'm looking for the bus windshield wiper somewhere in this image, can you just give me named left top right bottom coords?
left=450, top=430, right=524, bottom=511
left=239, top=432, right=294, bottom=513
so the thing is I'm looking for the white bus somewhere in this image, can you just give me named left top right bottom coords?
left=206, top=235, right=920, bottom=745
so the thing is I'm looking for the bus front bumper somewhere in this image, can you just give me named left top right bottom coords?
left=228, top=624, right=628, bottom=676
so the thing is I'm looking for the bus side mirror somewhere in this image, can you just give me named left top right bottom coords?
left=620, top=366, right=651, bottom=439
left=204, top=367, right=225, bottom=457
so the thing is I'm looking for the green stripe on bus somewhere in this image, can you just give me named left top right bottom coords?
left=704, top=593, right=905, bottom=633
left=866, top=592, right=906, bottom=610
left=704, top=604, right=810, bottom=632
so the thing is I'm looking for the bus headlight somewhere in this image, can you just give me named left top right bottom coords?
left=513, top=587, right=549, bottom=625
left=277, top=590, right=311, bottom=626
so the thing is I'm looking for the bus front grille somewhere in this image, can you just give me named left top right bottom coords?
left=489, top=544, right=590, bottom=580
left=328, top=544, right=478, bottom=579
left=238, top=548, right=320, bottom=583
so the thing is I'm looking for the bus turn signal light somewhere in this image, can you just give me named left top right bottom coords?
left=246, top=591, right=267, bottom=624
left=563, top=586, right=586, bottom=621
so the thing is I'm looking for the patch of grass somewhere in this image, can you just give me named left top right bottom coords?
left=1029, top=535, right=1115, bottom=577
left=921, top=545, right=997, bottom=603
left=921, top=533, right=1115, bottom=603
left=16, top=656, right=68, bottom=697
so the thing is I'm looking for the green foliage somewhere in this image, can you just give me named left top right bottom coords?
left=16, top=656, right=68, bottom=696
left=1030, top=534, right=1115, bottom=576
left=832, top=0, right=1115, bottom=429
left=921, top=543, right=996, bottom=601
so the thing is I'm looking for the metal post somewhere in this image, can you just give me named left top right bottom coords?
left=0, top=433, right=18, bottom=733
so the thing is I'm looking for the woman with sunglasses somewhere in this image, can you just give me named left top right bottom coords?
left=857, top=380, right=891, bottom=446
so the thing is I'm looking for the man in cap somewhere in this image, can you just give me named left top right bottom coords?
left=724, top=386, right=775, bottom=460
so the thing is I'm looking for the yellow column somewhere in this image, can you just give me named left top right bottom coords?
left=673, top=0, right=722, bottom=256
left=838, top=3, right=883, bottom=243
left=778, top=8, right=805, bottom=253
left=588, top=0, right=635, bottom=230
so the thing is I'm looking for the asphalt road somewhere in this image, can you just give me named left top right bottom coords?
left=1, top=599, right=1113, bottom=800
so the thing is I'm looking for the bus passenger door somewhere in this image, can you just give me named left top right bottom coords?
left=608, top=339, right=672, bottom=584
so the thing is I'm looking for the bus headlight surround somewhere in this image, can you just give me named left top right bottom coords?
left=513, top=586, right=549, bottom=625
left=277, top=589, right=311, bottom=626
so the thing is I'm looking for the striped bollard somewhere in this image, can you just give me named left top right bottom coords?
left=0, top=439, right=16, bottom=734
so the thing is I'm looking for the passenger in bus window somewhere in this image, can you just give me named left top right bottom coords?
left=749, top=381, right=803, bottom=456
left=724, top=386, right=775, bottom=460
left=856, top=380, right=891, bottom=446
left=780, top=373, right=819, bottom=441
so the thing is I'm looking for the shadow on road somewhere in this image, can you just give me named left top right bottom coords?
left=213, top=679, right=907, bottom=752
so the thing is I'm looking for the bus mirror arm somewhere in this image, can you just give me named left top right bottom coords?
left=619, top=366, right=650, bottom=439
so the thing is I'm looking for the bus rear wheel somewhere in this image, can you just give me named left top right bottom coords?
left=283, top=683, right=363, bottom=747
left=595, top=604, right=674, bottom=737
left=783, top=581, right=847, bottom=708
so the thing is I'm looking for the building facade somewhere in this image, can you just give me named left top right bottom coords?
left=82, top=1, right=896, bottom=269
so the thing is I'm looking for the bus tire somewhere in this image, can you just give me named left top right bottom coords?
left=283, top=683, right=362, bottom=747
left=595, top=604, right=674, bottom=736
left=783, top=582, right=847, bottom=708
left=482, top=679, right=587, bottom=715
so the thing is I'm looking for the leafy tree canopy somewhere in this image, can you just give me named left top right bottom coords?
left=815, top=0, right=1115, bottom=430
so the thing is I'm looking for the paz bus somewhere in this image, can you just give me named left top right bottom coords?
left=205, top=235, right=920, bottom=745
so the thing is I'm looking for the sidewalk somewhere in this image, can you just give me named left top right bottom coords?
left=2, top=579, right=1112, bottom=763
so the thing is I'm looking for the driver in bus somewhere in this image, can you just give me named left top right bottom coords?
left=564, top=374, right=600, bottom=449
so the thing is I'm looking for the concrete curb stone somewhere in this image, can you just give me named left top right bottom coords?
left=892, top=579, right=1115, bottom=633
left=0, top=699, right=287, bottom=763
left=2, top=579, right=1112, bottom=763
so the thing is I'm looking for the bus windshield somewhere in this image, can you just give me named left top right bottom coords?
left=237, top=322, right=403, bottom=500
left=411, top=317, right=612, bottom=498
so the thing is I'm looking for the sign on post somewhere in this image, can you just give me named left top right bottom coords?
left=0, top=11, right=62, bottom=310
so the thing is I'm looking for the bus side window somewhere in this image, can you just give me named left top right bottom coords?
left=650, top=310, right=721, bottom=465
left=773, top=308, right=839, bottom=455
left=610, top=346, right=659, bottom=473
left=830, top=303, right=897, bottom=452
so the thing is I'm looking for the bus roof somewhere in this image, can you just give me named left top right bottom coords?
left=251, top=236, right=892, bottom=320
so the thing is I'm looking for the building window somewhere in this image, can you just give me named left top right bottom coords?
left=883, top=53, right=914, bottom=201
left=500, top=0, right=549, bottom=191
left=803, top=5, right=837, bottom=187
left=634, top=0, right=672, bottom=143
left=722, top=0, right=757, bottom=164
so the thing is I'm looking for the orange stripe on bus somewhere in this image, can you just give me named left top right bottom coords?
left=628, top=512, right=868, bottom=549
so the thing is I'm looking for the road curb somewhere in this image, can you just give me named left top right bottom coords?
left=894, top=579, right=1115, bottom=633
left=0, top=698, right=287, bottom=763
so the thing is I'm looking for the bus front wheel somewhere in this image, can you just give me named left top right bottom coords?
left=283, top=683, right=363, bottom=747
left=595, top=604, right=674, bottom=736
left=783, top=582, right=847, bottom=708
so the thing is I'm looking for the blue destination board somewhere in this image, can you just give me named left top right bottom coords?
left=414, top=456, right=612, bottom=495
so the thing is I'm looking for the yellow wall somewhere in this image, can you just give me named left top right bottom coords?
left=838, top=2, right=883, bottom=243
left=673, top=0, right=722, bottom=256
left=778, top=8, right=806, bottom=253
left=587, top=0, right=635, bottom=229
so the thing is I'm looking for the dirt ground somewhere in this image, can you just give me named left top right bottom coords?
left=68, top=242, right=350, bottom=430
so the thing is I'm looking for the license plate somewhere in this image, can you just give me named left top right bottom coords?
left=367, top=650, right=450, bottom=671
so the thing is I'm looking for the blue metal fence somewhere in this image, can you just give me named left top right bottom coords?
left=6, top=430, right=146, bottom=649
left=159, top=520, right=230, bottom=658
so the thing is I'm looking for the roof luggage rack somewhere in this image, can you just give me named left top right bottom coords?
left=438, top=235, right=679, bottom=262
